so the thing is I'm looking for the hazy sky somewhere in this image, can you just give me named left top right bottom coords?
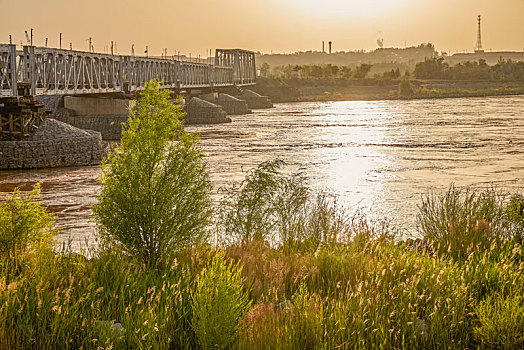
left=1, top=0, right=523, bottom=56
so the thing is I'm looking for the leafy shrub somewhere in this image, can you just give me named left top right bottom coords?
left=272, top=170, right=310, bottom=247
left=220, top=160, right=311, bottom=247
left=220, top=160, right=352, bottom=251
left=0, top=184, right=57, bottom=275
left=473, top=292, right=524, bottom=349
left=191, top=253, right=251, bottom=349
left=398, top=77, right=414, bottom=96
left=220, top=159, right=287, bottom=244
left=93, top=81, right=212, bottom=267
left=417, top=185, right=506, bottom=260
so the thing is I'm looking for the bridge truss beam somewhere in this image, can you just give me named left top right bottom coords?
left=215, top=49, right=256, bottom=86
left=0, top=45, right=255, bottom=97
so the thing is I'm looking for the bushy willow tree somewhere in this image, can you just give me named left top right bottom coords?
left=93, top=81, right=212, bottom=267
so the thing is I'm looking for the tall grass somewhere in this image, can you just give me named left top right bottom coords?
left=0, top=245, right=199, bottom=349
left=233, top=239, right=474, bottom=349
left=0, top=185, right=57, bottom=279
left=191, top=253, right=251, bottom=349
left=417, top=185, right=510, bottom=260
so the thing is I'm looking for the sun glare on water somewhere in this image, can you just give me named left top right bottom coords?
left=288, top=0, right=407, bottom=17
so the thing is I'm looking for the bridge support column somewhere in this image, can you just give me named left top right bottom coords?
left=185, top=97, right=231, bottom=124
left=22, top=46, right=36, bottom=96
left=8, top=44, right=17, bottom=96
left=216, top=93, right=251, bottom=115
left=240, top=90, right=273, bottom=109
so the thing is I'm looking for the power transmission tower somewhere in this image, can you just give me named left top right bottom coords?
left=475, top=15, right=484, bottom=53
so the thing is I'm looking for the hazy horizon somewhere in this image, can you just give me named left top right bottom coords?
left=1, top=0, right=523, bottom=56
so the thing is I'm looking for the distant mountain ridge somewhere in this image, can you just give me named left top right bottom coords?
left=256, top=44, right=437, bottom=69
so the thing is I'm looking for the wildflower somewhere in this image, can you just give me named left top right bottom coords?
left=7, top=282, right=17, bottom=292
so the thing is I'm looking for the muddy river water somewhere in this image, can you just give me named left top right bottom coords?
left=1, top=96, right=523, bottom=247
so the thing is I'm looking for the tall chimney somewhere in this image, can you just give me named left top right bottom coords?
left=328, top=41, right=332, bottom=54
left=322, top=41, right=325, bottom=53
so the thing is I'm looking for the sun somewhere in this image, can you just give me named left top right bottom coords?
left=287, top=0, right=407, bottom=17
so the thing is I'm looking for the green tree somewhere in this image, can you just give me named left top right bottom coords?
left=259, top=62, right=270, bottom=77
left=414, top=57, right=448, bottom=79
left=93, top=81, right=212, bottom=267
left=341, top=66, right=353, bottom=78
left=308, top=65, right=323, bottom=78
left=353, top=63, right=373, bottom=79
left=394, top=67, right=401, bottom=78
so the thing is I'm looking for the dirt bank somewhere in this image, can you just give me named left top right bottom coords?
left=250, top=77, right=524, bottom=102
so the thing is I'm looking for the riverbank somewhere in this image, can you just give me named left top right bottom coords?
left=251, top=76, right=524, bottom=102
left=1, top=185, right=523, bottom=349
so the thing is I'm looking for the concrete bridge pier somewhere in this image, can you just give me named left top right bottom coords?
left=200, top=93, right=251, bottom=115
left=240, top=90, right=274, bottom=109
left=53, top=94, right=233, bottom=132
left=41, top=87, right=274, bottom=141
left=51, top=96, right=133, bottom=140
left=217, top=94, right=252, bottom=115
left=184, top=97, right=231, bottom=124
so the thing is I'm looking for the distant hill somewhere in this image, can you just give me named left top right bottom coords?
left=445, top=52, right=524, bottom=65
left=256, top=44, right=437, bottom=73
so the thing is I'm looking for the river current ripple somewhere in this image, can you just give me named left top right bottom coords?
left=1, top=96, right=523, bottom=247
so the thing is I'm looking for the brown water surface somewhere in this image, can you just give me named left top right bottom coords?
left=1, top=96, right=523, bottom=247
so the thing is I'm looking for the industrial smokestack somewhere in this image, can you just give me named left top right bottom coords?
left=328, top=41, right=332, bottom=54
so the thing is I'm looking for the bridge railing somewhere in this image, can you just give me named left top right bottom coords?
left=178, top=62, right=212, bottom=89
left=213, top=66, right=234, bottom=87
left=123, top=56, right=178, bottom=91
left=0, top=45, right=253, bottom=97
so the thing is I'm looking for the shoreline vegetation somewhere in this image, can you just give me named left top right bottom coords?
left=252, top=58, right=524, bottom=103
left=1, top=82, right=523, bottom=349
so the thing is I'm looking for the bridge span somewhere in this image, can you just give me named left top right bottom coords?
left=0, top=45, right=256, bottom=97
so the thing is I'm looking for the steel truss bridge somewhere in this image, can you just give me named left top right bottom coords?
left=0, top=45, right=256, bottom=97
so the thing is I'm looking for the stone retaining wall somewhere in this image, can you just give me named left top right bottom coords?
left=36, top=95, right=63, bottom=111
left=0, top=119, right=107, bottom=170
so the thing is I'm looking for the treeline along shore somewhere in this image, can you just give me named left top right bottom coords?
left=252, top=58, right=524, bottom=102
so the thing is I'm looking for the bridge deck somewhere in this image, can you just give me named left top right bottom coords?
left=0, top=45, right=256, bottom=97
